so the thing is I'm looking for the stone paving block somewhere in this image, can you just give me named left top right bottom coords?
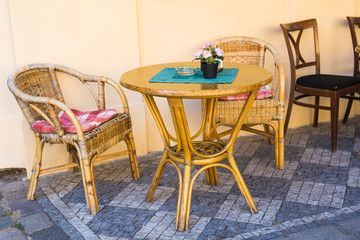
left=237, top=210, right=252, bottom=223
left=336, top=215, right=360, bottom=237
left=0, top=215, right=14, bottom=230
left=283, top=181, right=346, bottom=209
left=18, top=212, right=53, bottom=234
left=10, top=198, right=42, bottom=217
left=150, top=214, right=175, bottom=238
left=0, top=182, right=27, bottom=201
left=30, top=225, right=70, bottom=240
left=276, top=225, right=358, bottom=240
left=37, top=197, right=84, bottom=240
left=198, top=218, right=251, bottom=240
left=171, top=233, right=187, bottom=240
left=214, top=197, right=236, bottom=219
left=231, top=176, right=291, bottom=201
left=300, top=148, right=314, bottom=164
left=190, top=216, right=211, bottom=233
left=353, top=137, right=360, bottom=152
left=160, top=223, right=177, bottom=238
left=0, top=227, right=27, bottom=240
left=243, top=157, right=261, bottom=176
left=347, top=167, right=360, bottom=187
left=340, top=151, right=351, bottom=167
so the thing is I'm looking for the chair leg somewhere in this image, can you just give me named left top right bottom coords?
left=284, top=88, right=295, bottom=135
left=343, top=93, right=355, bottom=123
left=278, top=119, right=285, bottom=170
left=267, top=122, right=283, bottom=170
left=330, top=96, right=339, bottom=152
left=66, top=144, right=79, bottom=172
left=27, top=136, right=45, bottom=200
left=314, top=96, right=320, bottom=127
left=77, top=150, right=99, bottom=214
left=124, top=132, right=140, bottom=180
left=263, top=124, right=273, bottom=144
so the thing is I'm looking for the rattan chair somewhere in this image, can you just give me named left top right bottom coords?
left=7, top=64, right=140, bottom=214
left=214, top=36, right=285, bottom=169
left=343, top=16, right=360, bottom=123
left=280, top=18, right=360, bottom=152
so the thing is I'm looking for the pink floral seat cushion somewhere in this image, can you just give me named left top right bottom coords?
left=32, top=109, right=117, bottom=133
left=218, top=86, right=273, bottom=101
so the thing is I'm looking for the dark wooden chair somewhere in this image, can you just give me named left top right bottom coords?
left=280, top=18, right=360, bottom=152
left=343, top=16, right=360, bottom=123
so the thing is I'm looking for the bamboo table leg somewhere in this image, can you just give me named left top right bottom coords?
left=143, top=91, right=259, bottom=231
left=167, top=98, right=194, bottom=231
left=203, top=98, right=218, bottom=185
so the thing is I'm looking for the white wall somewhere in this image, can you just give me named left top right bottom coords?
left=1, top=0, right=359, bottom=175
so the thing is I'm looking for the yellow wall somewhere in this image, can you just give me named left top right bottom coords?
left=0, top=0, right=24, bottom=169
left=1, top=0, right=146, bottom=174
left=0, top=0, right=359, bottom=175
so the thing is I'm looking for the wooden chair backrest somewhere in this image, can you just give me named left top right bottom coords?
left=280, top=18, right=320, bottom=85
left=347, top=16, right=360, bottom=77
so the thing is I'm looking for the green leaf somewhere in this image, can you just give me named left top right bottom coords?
left=1, top=211, right=12, bottom=216
left=12, top=223, right=25, bottom=231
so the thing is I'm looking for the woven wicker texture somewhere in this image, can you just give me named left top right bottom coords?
left=217, top=98, right=281, bottom=125
left=213, top=36, right=285, bottom=169
left=7, top=64, right=139, bottom=215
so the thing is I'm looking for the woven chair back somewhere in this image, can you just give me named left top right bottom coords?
left=213, top=36, right=281, bottom=97
left=214, top=38, right=265, bottom=67
left=9, top=66, right=65, bottom=125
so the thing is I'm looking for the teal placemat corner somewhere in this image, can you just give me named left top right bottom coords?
left=149, top=68, right=239, bottom=84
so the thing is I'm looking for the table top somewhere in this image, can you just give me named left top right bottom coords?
left=120, top=62, right=272, bottom=99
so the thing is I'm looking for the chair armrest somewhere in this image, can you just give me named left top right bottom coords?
left=49, top=99, right=85, bottom=138
left=98, top=77, right=130, bottom=114
left=54, top=65, right=130, bottom=114
left=277, top=62, right=285, bottom=104
left=8, top=88, right=84, bottom=137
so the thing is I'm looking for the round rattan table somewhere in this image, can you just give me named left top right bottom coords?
left=120, top=61, right=272, bottom=231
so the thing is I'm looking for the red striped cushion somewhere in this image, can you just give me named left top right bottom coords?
left=218, top=86, right=273, bottom=101
left=32, top=109, right=116, bottom=133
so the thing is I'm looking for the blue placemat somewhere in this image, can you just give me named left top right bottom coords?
left=149, top=68, right=239, bottom=84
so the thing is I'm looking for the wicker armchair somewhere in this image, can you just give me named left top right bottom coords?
left=7, top=64, right=140, bottom=214
left=214, top=36, right=285, bottom=169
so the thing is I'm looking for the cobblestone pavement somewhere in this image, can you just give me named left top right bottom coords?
left=2, top=118, right=360, bottom=239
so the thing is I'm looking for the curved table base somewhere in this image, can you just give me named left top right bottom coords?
left=143, top=91, right=260, bottom=231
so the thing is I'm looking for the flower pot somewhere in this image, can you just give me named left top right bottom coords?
left=201, top=62, right=218, bottom=79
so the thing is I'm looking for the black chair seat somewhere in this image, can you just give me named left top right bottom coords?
left=297, top=74, right=360, bottom=91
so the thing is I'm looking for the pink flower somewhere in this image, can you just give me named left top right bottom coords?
left=193, top=42, right=223, bottom=63
left=201, top=42, right=215, bottom=50
left=194, top=50, right=203, bottom=58
left=202, top=50, right=212, bottom=59
left=215, top=48, right=224, bottom=56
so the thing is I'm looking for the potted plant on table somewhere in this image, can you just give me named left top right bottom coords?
left=193, top=43, right=224, bottom=79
